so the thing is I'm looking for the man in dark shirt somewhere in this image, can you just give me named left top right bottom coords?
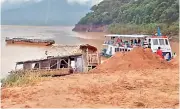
left=138, top=38, right=141, bottom=44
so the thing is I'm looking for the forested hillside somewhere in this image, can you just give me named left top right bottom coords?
left=74, top=0, right=179, bottom=36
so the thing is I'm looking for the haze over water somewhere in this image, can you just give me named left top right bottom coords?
left=1, top=25, right=91, bottom=78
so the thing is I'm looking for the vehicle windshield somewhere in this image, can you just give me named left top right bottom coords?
left=153, top=39, right=159, bottom=45
left=159, top=39, right=165, bottom=45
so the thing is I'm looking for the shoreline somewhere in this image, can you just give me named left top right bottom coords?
left=1, top=25, right=179, bottom=79
left=1, top=28, right=179, bottom=108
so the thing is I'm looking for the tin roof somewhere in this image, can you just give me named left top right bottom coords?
left=16, top=44, right=97, bottom=64
left=16, top=54, right=82, bottom=64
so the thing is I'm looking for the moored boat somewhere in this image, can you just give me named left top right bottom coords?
left=5, top=37, right=55, bottom=46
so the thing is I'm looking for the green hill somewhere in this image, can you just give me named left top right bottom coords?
left=75, top=0, right=179, bottom=36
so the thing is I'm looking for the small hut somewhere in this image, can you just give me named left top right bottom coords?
left=15, top=44, right=100, bottom=75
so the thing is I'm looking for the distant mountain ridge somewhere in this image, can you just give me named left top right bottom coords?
left=1, top=0, right=91, bottom=26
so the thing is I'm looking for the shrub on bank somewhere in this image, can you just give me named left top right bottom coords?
left=108, top=23, right=179, bottom=36
left=1, top=70, right=48, bottom=87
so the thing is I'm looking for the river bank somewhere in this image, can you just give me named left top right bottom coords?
left=1, top=29, right=179, bottom=108
left=1, top=51, right=179, bottom=108
left=1, top=25, right=179, bottom=79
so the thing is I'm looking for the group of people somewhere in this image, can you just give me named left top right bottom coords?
left=107, top=38, right=148, bottom=48
left=116, top=38, right=141, bottom=45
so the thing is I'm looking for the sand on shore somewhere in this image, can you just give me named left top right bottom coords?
left=1, top=68, right=179, bottom=108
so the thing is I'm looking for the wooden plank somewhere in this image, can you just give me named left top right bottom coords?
left=57, top=59, right=60, bottom=69
left=96, top=52, right=99, bottom=64
left=15, top=64, right=17, bottom=70
left=61, top=59, right=68, bottom=65
left=76, top=56, right=83, bottom=72
left=86, top=48, right=89, bottom=65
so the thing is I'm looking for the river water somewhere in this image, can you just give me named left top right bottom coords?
left=1, top=25, right=105, bottom=78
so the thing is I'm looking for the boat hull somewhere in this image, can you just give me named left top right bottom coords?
left=5, top=40, right=54, bottom=46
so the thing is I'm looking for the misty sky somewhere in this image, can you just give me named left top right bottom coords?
left=1, top=0, right=104, bottom=25
left=1, top=0, right=103, bottom=6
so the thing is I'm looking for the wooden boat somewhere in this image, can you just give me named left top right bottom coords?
left=5, top=37, right=55, bottom=46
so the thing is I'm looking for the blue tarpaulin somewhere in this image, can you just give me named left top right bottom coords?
left=157, top=27, right=162, bottom=36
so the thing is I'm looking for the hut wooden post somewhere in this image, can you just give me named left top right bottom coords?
left=57, top=59, right=60, bottom=69
left=48, top=60, right=51, bottom=69
left=86, top=48, right=89, bottom=66
left=82, top=53, right=87, bottom=72
left=99, top=52, right=101, bottom=64
left=59, top=59, right=62, bottom=69
left=86, top=48, right=89, bottom=72
left=96, top=51, right=101, bottom=65
left=96, top=52, right=99, bottom=65
left=81, top=55, right=84, bottom=72
left=15, top=64, right=17, bottom=70
left=68, top=58, right=71, bottom=68
left=39, top=62, right=41, bottom=69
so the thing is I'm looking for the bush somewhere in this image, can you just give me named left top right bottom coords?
left=1, top=70, right=49, bottom=87
left=108, top=23, right=179, bottom=36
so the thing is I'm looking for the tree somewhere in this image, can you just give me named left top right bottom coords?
left=75, top=0, right=179, bottom=35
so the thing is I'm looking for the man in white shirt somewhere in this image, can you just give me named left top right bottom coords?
left=143, top=39, right=148, bottom=48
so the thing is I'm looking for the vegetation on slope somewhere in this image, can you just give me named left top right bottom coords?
left=1, top=71, right=50, bottom=87
left=77, top=0, right=179, bottom=35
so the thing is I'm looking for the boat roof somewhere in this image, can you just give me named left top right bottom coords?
left=105, top=34, right=150, bottom=38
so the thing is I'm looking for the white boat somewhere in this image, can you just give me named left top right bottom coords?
left=101, top=34, right=173, bottom=60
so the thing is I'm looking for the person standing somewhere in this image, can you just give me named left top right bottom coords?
left=138, top=38, right=141, bottom=44
left=116, top=38, right=122, bottom=46
left=130, top=39, right=133, bottom=45
left=156, top=47, right=164, bottom=59
left=134, top=39, right=137, bottom=45
left=164, top=53, right=170, bottom=61
left=143, top=39, right=148, bottom=48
